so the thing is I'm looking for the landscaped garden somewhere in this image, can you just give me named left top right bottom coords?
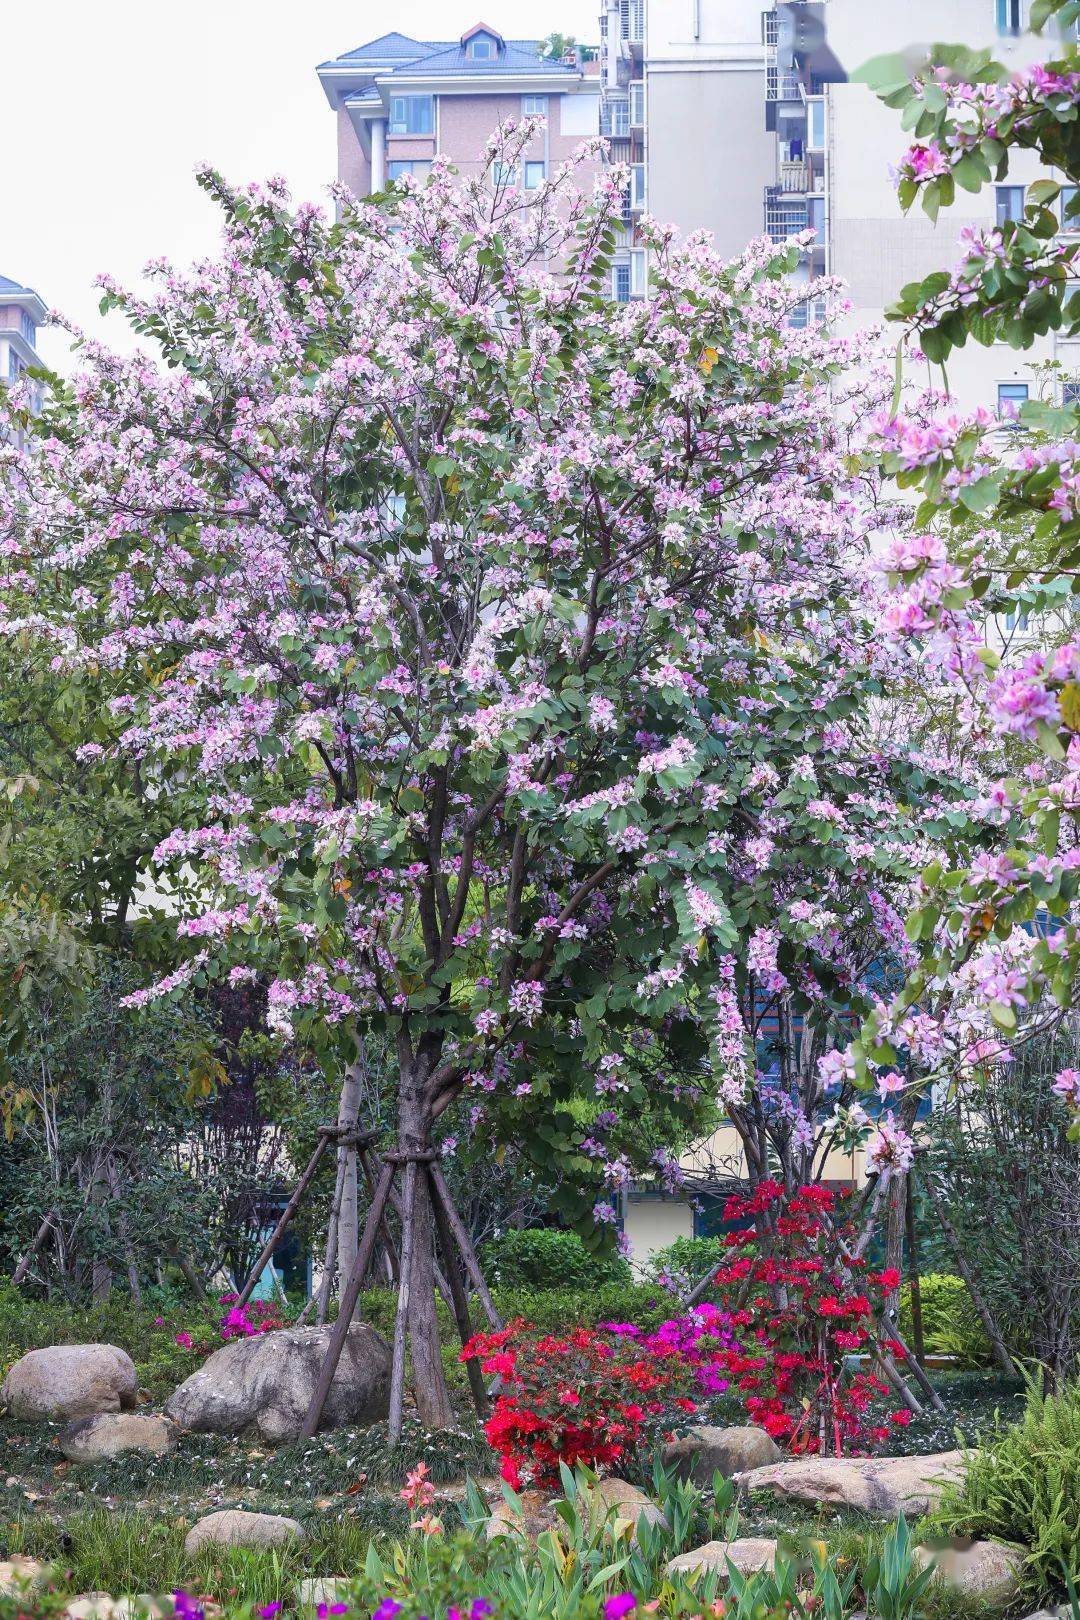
left=1, top=5, right=1080, bottom=1619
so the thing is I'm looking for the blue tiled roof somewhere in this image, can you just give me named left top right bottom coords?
left=0, top=275, right=39, bottom=299
left=321, top=29, right=576, bottom=80
left=388, top=41, right=576, bottom=75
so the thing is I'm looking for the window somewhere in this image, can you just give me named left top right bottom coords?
left=997, top=381, right=1029, bottom=418
left=629, top=80, right=645, bottom=125
left=19, top=312, right=36, bottom=347
left=493, top=160, right=518, bottom=188
left=629, top=248, right=647, bottom=297
left=7, top=349, right=20, bottom=382
left=808, top=195, right=826, bottom=239
left=996, top=0, right=1023, bottom=33
left=630, top=162, right=646, bottom=209
left=388, top=160, right=431, bottom=182
left=807, top=97, right=826, bottom=151
left=1064, top=380, right=1080, bottom=406
left=606, top=96, right=629, bottom=137
left=389, top=95, right=434, bottom=135
left=996, top=184, right=1026, bottom=226
left=613, top=263, right=632, bottom=304
left=522, top=95, right=548, bottom=116
left=523, top=160, right=546, bottom=190
left=1061, top=185, right=1080, bottom=230
left=467, top=33, right=496, bottom=58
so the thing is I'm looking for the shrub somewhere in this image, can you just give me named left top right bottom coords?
left=711, top=1181, right=911, bottom=1453
left=899, top=1274, right=990, bottom=1367
left=640, top=1235, right=728, bottom=1294
left=479, top=1228, right=631, bottom=1291
left=927, top=1376, right=1080, bottom=1588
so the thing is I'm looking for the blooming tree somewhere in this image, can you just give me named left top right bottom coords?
left=852, top=9, right=1080, bottom=1140
left=0, top=124, right=980, bottom=1425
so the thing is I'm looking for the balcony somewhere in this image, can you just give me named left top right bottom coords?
left=777, top=159, right=811, bottom=192
left=766, top=66, right=806, bottom=102
left=762, top=8, right=779, bottom=45
left=601, top=97, right=630, bottom=138
left=764, top=188, right=808, bottom=242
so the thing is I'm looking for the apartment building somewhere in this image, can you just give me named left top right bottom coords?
left=0, top=275, right=46, bottom=398
left=601, top=0, right=1080, bottom=414
left=316, top=24, right=602, bottom=199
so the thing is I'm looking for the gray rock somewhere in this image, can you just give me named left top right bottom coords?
left=0, top=1557, right=49, bottom=1597
left=184, top=1509, right=304, bottom=1557
left=914, top=1541, right=1026, bottom=1606
left=1, top=1345, right=138, bottom=1421
left=59, top=1412, right=177, bottom=1464
left=485, top=1489, right=557, bottom=1542
left=589, top=1477, right=668, bottom=1538
left=667, top=1537, right=779, bottom=1578
left=662, top=1424, right=783, bottom=1486
left=739, top=1450, right=965, bottom=1517
left=296, top=1578, right=353, bottom=1610
left=165, top=1324, right=391, bottom=1442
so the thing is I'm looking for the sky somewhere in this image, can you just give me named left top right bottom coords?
left=1, top=0, right=598, bottom=373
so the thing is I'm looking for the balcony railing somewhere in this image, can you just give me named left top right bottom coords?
left=766, top=66, right=805, bottom=101
left=762, top=8, right=779, bottom=44
left=618, top=0, right=644, bottom=43
left=777, top=159, right=811, bottom=192
left=764, top=188, right=808, bottom=241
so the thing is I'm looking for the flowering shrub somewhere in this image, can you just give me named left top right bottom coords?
left=462, top=1321, right=707, bottom=1489
left=166, top=1294, right=291, bottom=1354
left=708, top=1181, right=911, bottom=1454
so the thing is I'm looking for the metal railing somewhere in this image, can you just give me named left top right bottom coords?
left=764, top=188, right=808, bottom=240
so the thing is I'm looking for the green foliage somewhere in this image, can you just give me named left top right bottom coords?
left=927, top=1376, right=1080, bottom=1588
left=899, top=1275, right=991, bottom=1367
left=640, top=1235, right=728, bottom=1294
left=479, top=1227, right=631, bottom=1291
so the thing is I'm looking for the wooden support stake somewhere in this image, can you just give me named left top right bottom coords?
left=388, top=1160, right=417, bottom=1448
left=12, top=1210, right=57, bottom=1287
left=427, top=1165, right=488, bottom=1420
left=904, top=1171, right=926, bottom=1368
left=300, top=1159, right=396, bottom=1439
left=922, top=1170, right=1017, bottom=1380
left=429, top=1162, right=503, bottom=1330
left=236, top=1129, right=336, bottom=1308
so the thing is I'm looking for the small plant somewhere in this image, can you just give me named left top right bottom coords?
left=926, top=1374, right=1080, bottom=1590
left=863, top=1516, right=936, bottom=1620
left=479, top=1230, right=632, bottom=1292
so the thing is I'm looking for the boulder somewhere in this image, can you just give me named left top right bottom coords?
left=738, top=1451, right=965, bottom=1517
left=59, top=1412, right=177, bottom=1464
left=589, top=1477, right=668, bottom=1538
left=662, top=1425, right=783, bottom=1486
left=1, top=1345, right=138, bottom=1422
left=184, top=1509, right=305, bottom=1557
left=485, top=1490, right=558, bottom=1542
left=165, top=1325, right=391, bottom=1443
left=0, top=1556, right=49, bottom=1597
left=296, top=1578, right=353, bottom=1610
left=667, top=1538, right=779, bottom=1579
left=914, top=1541, right=1026, bottom=1606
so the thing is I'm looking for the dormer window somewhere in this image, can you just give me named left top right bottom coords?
left=461, top=24, right=503, bottom=60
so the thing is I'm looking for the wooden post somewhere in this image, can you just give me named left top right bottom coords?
left=12, top=1210, right=57, bottom=1286
left=429, top=1162, right=503, bottom=1330
left=236, top=1128, right=336, bottom=1308
left=299, top=1159, right=396, bottom=1439
left=923, top=1170, right=1017, bottom=1379
left=905, top=1170, right=926, bottom=1368
left=427, top=1165, right=488, bottom=1420
left=388, top=1160, right=418, bottom=1448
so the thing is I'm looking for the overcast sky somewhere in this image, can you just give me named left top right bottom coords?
left=3, top=1, right=598, bottom=373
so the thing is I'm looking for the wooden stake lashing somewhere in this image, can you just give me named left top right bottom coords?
left=299, top=1158, right=396, bottom=1439
left=428, top=1163, right=488, bottom=1419
left=235, top=1127, right=348, bottom=1308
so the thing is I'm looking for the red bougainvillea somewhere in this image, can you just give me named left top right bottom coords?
left=461, top=1322, right=701, bottom=1490
left=709, top=1180, right=911, bottom=1454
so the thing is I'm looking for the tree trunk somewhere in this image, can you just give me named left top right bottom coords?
left=398, top=1054, right=453, bottom=1431
left=335, top=1057, right=363, bottom=1295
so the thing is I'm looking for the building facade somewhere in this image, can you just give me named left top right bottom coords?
left=317, top=24, right=602, bottom=199
left=601, top=0, right=1080, bottom=414
left=0, top=275, right=46, bottom=403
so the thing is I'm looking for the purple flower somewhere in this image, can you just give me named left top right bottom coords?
left=172, top=1596, right=205, bottom=1620
left=604, top=1596, right=637, bottom=1620
left=373, top=1602, right=402, bottom=1620
left=258, top=1606, right=282, bottom=1618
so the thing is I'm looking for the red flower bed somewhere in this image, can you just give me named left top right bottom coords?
left=461, top=1322, right=701, bottom=1490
